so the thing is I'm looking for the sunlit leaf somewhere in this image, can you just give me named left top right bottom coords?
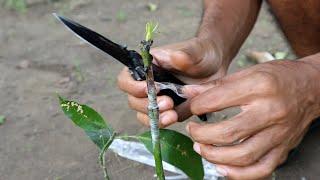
left=58, top=96, right=114, bottom=149
left=138, top=129, right=204, bottom=180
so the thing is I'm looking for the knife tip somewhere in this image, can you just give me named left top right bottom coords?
left=52, top=12, right=63, bottom=20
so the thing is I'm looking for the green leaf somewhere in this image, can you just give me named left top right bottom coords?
left=147, top=3, right=158, bottom=12
left=145, top=21, right=158, bottom=41
left=138, top=129, right=204, bottom=180
left=274, top=51, right=288, bottom=59
left=0, top=115, right=5, bottom=125
left=58, top=96, right=114, bottom=149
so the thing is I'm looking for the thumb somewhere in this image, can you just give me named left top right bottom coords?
left=150, top=38, right=206, bottom=75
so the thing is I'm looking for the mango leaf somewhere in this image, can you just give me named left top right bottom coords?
left=138, top=129, right=204, bottom=180
left=58, top=96, right=114, bottom=149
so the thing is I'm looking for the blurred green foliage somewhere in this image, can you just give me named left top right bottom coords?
left=116, top=10, right=127, bottom=22
left=3, top=0, right=27, bottom=13
left=0, top=115, right=5, bottom=125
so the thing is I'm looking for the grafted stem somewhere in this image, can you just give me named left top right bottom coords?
left=140, top=22, right=165, bottom=180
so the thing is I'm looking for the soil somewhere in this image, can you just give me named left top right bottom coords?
left=0, top=0, right=319, bottom=179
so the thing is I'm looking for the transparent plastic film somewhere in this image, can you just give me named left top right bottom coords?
left=109, top=139, right=224, bottom=179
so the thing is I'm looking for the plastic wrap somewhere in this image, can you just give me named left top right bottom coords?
left=109, top=139, right=223, bottom=179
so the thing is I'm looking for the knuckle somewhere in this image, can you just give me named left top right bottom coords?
left=272, top=103, right=290, bottom=120
left=209, top=78, right=224, bottom=87
left=127, top=96, right=136, bottom=109
left=254, top=71, right=278, bottom=93
left=136, top=112, right=142, bottom=120
left=137, top=113, right=149, bottom=127
left=189, top=126, right=206, bottom=142
left=117, top=69, right=128, bottom=88
left=190, top=127, right=202, bottom=140
left=218, top=127, right=238, bottom=144
left=159, top=96, right=174, bottom=109
left=117, top=75, right=125, bottom=91
left=236, top=150, right=256, bottom=166
left=260, top=164, right=274, bottom=178
left=200, top=148, right=215, bottom=162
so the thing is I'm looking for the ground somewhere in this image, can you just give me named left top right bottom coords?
left=0, top=0, right=319, bottom=179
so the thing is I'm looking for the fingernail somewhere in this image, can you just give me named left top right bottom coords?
left=158, top=100, right=167, bottom=110
left=193, top=142, right=201, bottom=154
left=216, top=166, right=228, bottom=176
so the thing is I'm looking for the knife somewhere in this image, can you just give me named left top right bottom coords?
left=53, top=13, right=207, bottom=121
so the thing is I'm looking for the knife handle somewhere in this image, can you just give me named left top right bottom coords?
left=130, top=64, right=207, bottom=121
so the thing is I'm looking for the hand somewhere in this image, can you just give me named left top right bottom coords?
left=183, top=60, right=320, bottom=179
left=117, top=38, right=228, bottom=128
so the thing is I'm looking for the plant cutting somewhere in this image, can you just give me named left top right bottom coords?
left=55, top=14, right=204, bottom=180
left=140, top=22, right=165, bottom=179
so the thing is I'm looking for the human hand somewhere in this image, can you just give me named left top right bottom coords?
left=117, top=38, right=228, bottom=127
left=184, top=60, right=320, bottom=179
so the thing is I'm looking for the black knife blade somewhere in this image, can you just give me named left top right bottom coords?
left=53, top=13, right=207, bottom=121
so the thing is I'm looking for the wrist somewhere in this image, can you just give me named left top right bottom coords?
left=299, top=55, right=320, bottom=119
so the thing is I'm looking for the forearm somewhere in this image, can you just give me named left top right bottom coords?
left=198, top=0, right=262, bottom=66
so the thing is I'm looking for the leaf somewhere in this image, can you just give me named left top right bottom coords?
left=147, top=3, right=158, bottom=12
left=274, top=51, right=288, bottom=59
left=58, top=96, right=114, bottom=149
left=145, top=21, right=158, bottom=41
left=0, top=115, right=5, bottom=125
left=138, top=129, right=204, bottom=180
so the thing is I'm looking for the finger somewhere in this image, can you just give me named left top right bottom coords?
left=182, top=69, right=254, bottom=98
left=189, top=77, right=259, bottom=115
left=194, top=125, right=286, bottom=166
left=159, top=110, right=178, bottom=128
left=215, top=146, right=286, bottom=180
left=174, top=98, right=193, bottom=122
left=128, top=95, right=174, bottom=113
left=150, top=39, right=203, bottom=73
left=186, top=109, right=271, bottom=145
left=117, top=67, right=147, bottom=98
left=136, top=110, right=178, bottom=128
left=136, top=112, right=150, bottom=127
left=150, top=38, right=220, bottom=78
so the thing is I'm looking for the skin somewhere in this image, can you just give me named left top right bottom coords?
left=117, top=0, right=320, bottom=179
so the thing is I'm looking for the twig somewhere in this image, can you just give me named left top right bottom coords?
left=140, top=22, right=165, bottom=180
left=99, top=132, right=116, bottom=180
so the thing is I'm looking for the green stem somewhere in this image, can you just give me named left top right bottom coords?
left=140, top=39, right=165, bottom=180
left=99, top=133, right=116, bottom=180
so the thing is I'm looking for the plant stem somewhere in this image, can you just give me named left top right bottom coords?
left=140, top=34, right=165, bottom=179
left=99, top=133, right=116, bottom=180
